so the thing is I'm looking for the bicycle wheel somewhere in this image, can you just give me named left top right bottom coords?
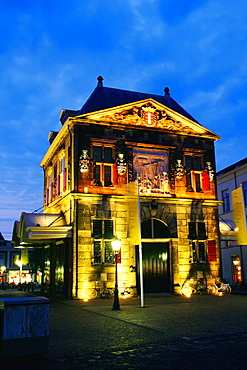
left=207, top=285, right=216, bottom=295
left=120, top=287, right=135, bottom=298
left=225, top=286, right=232, bottom=294
left=101, top=288, right=113, bottom=298
left=87, top=289, right=97, bottom=300
left=181, top=284, right=193, bottom=297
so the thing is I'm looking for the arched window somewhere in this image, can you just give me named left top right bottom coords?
left=141, top=218, right=171, bottom=239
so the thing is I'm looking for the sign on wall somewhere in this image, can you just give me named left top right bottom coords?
left=231, top=187, right=247, bottom=245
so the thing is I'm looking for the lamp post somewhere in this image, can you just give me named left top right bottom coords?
left=112, top=238, right=122, bottom=311
left=16, top=260, right=23, bottom=285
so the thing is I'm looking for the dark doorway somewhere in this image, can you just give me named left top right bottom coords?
left=136, top=242, right=170, bottom=293
left=136, top=218, right=171, bottom=294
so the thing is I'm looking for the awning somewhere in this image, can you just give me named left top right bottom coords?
left=219, top=219, right=237, bottom=241
left=12, top=212, right=72, bottom=246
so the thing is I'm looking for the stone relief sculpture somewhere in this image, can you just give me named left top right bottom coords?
left=79, top=150, right=90, bottom=173
left=133, top=150, right=170, bottom=195
left=175, top=159, right=184, bottom=179
left=205, top=162, right=214, bottom=181
left=116, top=153, right=127, bottom=175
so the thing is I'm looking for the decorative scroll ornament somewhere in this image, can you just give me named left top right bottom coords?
left=175, top=159, right=184, bottom=179
left=116, top=153, right=127, bottom=175
left=205, top=162, right=214, bottom=181
left=79, top=150, right=90, bottom=173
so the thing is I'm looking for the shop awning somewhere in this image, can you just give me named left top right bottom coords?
left=12, top=212, right=72, bottom=246
left=219, top=219, right=237, bottom=240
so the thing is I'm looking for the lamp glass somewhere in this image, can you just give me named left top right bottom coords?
left=112, top=239, right=122, bottom=253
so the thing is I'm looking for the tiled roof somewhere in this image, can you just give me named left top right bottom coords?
left=60, top=77, right=199, bottom=124
left=216, top=157, right=247, bottom=177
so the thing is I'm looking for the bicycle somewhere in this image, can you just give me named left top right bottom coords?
left=119, top=283, right=135, bottom=298
left=80, top=281, right=113, bottom=300
left=80, top=288, right=98, bottom=300
left=181, top=278, right=207, bottom=297
left=207, top=279, right=232, bottom=295
left=99, top=282, right=114, bottom=299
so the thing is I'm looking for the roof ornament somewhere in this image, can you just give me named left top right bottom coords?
left=97, top=76, right=104, bottom=87
left=164, top=87, right=170, bottom=96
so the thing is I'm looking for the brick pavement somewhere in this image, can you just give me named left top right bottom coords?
left=1, top=291, right=247, bottom=369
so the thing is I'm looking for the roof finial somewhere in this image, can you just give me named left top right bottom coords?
left=164, top=87, right=170, bottom=96
left=97, top=76, right=104, bottom=87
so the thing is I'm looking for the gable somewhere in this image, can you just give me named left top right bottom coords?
left=76, top=99, right=220, bottom=140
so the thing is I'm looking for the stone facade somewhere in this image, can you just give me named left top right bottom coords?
left=17, top=78, right=222, bottom=298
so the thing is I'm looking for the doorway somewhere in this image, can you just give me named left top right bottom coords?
left=136, top=218, right=171, bottom=294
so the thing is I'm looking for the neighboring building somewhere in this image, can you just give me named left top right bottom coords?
left=12, top=77, right=221, bottom=298
left=0, top=232, right=30, bottom=285
left=216, top=157, right=247, bottom=286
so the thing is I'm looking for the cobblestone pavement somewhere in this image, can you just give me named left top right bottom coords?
left=1, top=292, right=247, bottom=369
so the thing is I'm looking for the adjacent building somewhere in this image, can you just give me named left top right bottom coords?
left=217, top=157, right=247, bottom=286
left=0, top=232, right=30, bottom=285
left=13, top=77, right=221, bottom=298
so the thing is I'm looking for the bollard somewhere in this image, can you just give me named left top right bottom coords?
left=0, top=297, right=50, bottom=359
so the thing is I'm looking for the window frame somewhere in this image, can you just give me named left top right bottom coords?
left=191, top=240, right=207, bottom=263
left=222, top=189, right=230, bottom=212
left=93, top=239, right=117, bottom=265
left=95, top=163, right=114, bottom=187
left=92, top=219, right=119, bottom=265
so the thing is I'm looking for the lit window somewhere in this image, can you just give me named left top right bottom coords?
left=184, top=154, right=203, bottom=192
left=57, top=152, right=66, bottom=195
left=190, top=241, right=207, bottom=263
left=92, top=220, right=119, bottom=264
left=188, top=222, right=207, bottom=263
left=92, top=144, right=115, bottom=187
left=231, top=255, right=242, bottom=284
left=222, top=189, right=230, bottom=212
left=12, top=253, right=21, bottom=267
left=45, top=167, right=53, bottom=205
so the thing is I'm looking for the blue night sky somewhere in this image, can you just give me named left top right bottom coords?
left=1, top=0, right=247, bottom=239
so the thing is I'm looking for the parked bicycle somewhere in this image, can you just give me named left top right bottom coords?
left=181, top=278, right=207, bottom=297
left=207, top=279, right=232, bottom=295
left=80, top=281, right=114, bottom=300
left=119, top=283, right=135, bottom=298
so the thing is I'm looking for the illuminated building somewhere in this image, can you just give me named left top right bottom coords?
left=217, top=157, right=247, bottom=286
left=13, top=77, right=221, bottom=298
left=0, top=232, right=30, bottom=285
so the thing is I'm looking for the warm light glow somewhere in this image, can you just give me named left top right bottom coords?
left=112, top=238, right=122, bottom=253
left=15, top=260, right=23, bottom=268
left=0, top=266, right=6, bottom=273
left=184, top=293, right=191, bottom=298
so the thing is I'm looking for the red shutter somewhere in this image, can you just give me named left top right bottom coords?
left=202, top=170, right=210, bottom=191
left=113, top=163, right=118, bottom=185
left=45, top=189, right=49, bottom=205
left=117, top=250, right=121, bottom=264
left=49, top=184, right=53, bottom=203
left=208, top=240, right=217, bottom=262
left=56, top=176, right=60, bottom=196
left=63, top=169, right=67, bottom=192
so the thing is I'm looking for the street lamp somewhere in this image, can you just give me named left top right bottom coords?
left=112, top=238, right=122, bottom=311
left=15, top=260, right=23, bottom=284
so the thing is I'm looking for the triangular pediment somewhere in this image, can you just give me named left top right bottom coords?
left=76, top=99, right=219, bottom=139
